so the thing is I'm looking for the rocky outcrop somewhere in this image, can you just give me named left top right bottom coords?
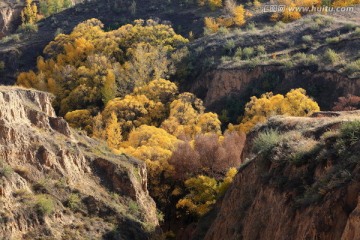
left=0, top=86, right=158, bottom=239
left=191, top=111, right=360, bottom=240
left=0, top=0, right=26, bottom=38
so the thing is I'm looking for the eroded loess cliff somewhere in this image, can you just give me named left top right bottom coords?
left=0, top=0, right=24, bottom=38
left=191, top=111, right=360, bottom=240
left=0, top=87, right=158, bottom=239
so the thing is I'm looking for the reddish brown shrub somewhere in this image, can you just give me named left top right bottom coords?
left=169, top=132, right=246, bottom=180
left=333, top=94, right=360, bottom=111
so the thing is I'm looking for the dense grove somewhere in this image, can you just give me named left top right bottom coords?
left=17, top=18, right=321, bottom=234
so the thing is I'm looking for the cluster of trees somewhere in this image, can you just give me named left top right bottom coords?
left=17, top=17, right=323, bottom=227
left=230, top=88, right=320, bottom=133
left=38, top=0, right=73, bottom=17
left=20, top=0, right=73, bottom=31
left=20, top=0, right=38, bottom=31
left=21, top=0, right=38, bottom=25
left=94, top=79, right=245, bottom=216
left=204, top=0, right=247, bottom=33
left=17, top=19, right=189, bottom=115
left=17, top=19, right=242, bottom=218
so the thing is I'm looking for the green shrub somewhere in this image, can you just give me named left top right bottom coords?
left=0, top=34, right=21, bottom=44
left=343, top=59, right=360, bottom=75
left=17, top=23, right=38, bottom=33
left=344, top=23, right=356, bottom=32
left=273, top=21, right=285, bottom=31
left=302, top=54, right=318, bottom=65
left=248, top=57, right=261, bottom=68
left=218, top=27, right=230, bottom=35
left=35, top=194, right=54, bottom=216
left=224, top=39, right=236, bottom=53
left=339, top=120, right=360, bottom=145
left=354, top=27, right=360, bottom=37
left=128, top=200, right=140, bottom=216
left=156, top=210, right=164, bottom=222
left=234, top=47, right=242, bottom=58
left=292, top=53, right=318, bottom=65
left=246, top=22, right=256, bottom=31
left=242, top=47, right=254, bottom=59
left=67, top=193, right=81, bottom=211
left=293, top=52, right=307, bottom=61
left=282, top=60, right=294, bottom=69
left=253, top=129, right=282, bottom=153
left=295, top=188, right=322, bottom=207
left=290, top=141, right=321, bottom=166
left=323, top=49, right=341, bottom=65
left=302, top=35, right=313, bottom=43
left=221, top=56, right=232, bottom=63
left=0, top=164, right=13, bottom=178
left=233, top=28, right=242, bottom=35
left=322, top=16, right=334, bottom=27
left=256, top=45, right=266, bottom=55
left=310, top=23, right=320, bottom=30
left=325, top=36, right=340, bottom=44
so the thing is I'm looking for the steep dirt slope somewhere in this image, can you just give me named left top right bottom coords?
left=191, top=111, right=360, bottom=240
left=0, top=86, right=158, bottom=239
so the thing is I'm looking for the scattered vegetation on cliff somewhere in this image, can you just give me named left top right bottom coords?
left=250, top=117, right=360, bottom=208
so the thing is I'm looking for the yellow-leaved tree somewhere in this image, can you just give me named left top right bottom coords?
left=235, top=88, right=320, bottom=133
left=161, top=92, right=221, bottom=138
left=102, top=94, right=165, bottom=139
left=21, top=0, right=38, bottom=25
left=64, top=109, right=93, bottom=134
left=204, top=0, right=247, bottom=33
left=176, top=167, right=237, bottom=216
left=119, top=125, right=180, bottom=205
left=233, top=5, right=246, bottom=26
left=105, top=112, right=122, bottom=149
left=208, top=0, right=223, bottom=10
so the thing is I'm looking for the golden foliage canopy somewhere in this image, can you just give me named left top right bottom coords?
left=176, top=168, right=237, bottom=216
left=17, top=18, right=188, bottom=116
left=237, top=88, right=320, bottom=133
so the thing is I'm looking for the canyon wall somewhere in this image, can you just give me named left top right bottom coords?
left=191, top=65, right=360, bottom=111
left=0, top=86, right=158, bottom=239
left=190, top=112, right=360, bottom=240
